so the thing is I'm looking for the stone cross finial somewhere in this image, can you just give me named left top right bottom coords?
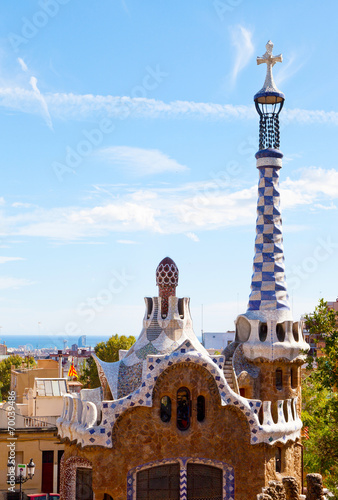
left=257, top=40, right=282, bottom=68
left=256, top=41, right=283, bottom=95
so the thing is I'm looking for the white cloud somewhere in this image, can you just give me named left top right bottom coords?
left=12, top=202, right=35, bottom=208
left=0, top=276, right=34, bottom=290
left=314, top=203, right=337, bottom=210
left=17, top=57, right=28, bottom=72
left=274, top=54, right=300, bottom=87
left=280, top=167, right=338, bottom=210
left=117, top=239, right=139, bottom=245
left=0, top=85, right=338, bottom=126
left=0, top=256, right=24, bottom=264
left=0, top=166, right=337, bottom=241
left=0, top=197, right=5, bottom=205
left=229, top=26, right=254, bottom=85
left=98, top=146, right=188, bottom=176
left=186, top=232, right=199, bottom=242
left=29, top=76, right=53, bottom=130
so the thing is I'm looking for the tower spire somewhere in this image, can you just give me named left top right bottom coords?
left=246, top=41, right=291, bottom=323
left=254, top=41, right=284, bottom=151
left=235, top=42, right=309, bottom=360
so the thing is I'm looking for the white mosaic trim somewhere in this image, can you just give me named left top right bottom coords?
left=57, top=342, right=302, bottom=449
left=256, top=157, right=282, bottom=167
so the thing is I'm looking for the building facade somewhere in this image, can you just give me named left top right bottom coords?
left=202, top=331, right=235, bottom=350
left=57, top=42, right=309, bottom=500
left=0, top=377, right=68, bottom=498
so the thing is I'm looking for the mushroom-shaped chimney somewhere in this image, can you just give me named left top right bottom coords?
left=156, top=257, right=179, bottom=317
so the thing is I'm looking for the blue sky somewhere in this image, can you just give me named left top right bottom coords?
left=1, top=0, right=338, bottom=342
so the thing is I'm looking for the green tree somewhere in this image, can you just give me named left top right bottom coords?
left=0, top=355, right=36, bottom=401
left=79, top=334, right=136, bottom=389
left=302, top=299, right=338, bottom=497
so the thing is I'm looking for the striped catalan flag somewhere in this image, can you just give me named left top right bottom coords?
left=302, top=426, right=309, bottom=440
left=68, top=360, right=78, bottom=378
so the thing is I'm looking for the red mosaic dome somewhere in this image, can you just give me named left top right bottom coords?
left=156, top=257, right=179, bottom=288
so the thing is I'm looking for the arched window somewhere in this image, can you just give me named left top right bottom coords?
left=259, top=322, right=268, bottom=342
left=160, top=396, right=171, bottom=423
left=290, top=367, right=298, bottom=389
left=197, top=395, right=205, bottom=422
left=275, top=447, right=282, bottom=473
left=276, top=323, right=285, bottom=342
left=177, top=387, right=190, bottom=431
left=136, top=464, right=180, bottom=499
left=276, top=368, right=283, bottom=390
left=187, top=464, right=222, bottom=499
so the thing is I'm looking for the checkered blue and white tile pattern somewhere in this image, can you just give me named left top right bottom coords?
left=248, top=151, right=291, bottom=313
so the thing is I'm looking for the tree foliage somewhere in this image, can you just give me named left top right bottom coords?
left=0, top=354, right=36, bottom=400
left=302, top=299, right=338, bottom=497
left=79, top=334, right=136, bottom=389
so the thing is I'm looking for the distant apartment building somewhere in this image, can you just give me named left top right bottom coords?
left=78, top=335, right=86, bottom=347
left=327, top=297, right=338, bottom=314
left=11, top=359, right=59, bottom=403
left=0, top=343, right=7, bottom=355
left=202, top=331, right=235, bottom=350
left=0, top=377, right=67, bottom=497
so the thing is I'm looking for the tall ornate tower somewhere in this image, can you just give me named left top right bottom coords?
left=234, top=39, right=308, bottom=441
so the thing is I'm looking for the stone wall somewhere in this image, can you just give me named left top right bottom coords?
left=253, top=361, right=302, bottom=415
left=60, top=362, right=302, bottom=500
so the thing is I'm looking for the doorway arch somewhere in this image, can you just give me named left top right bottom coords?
left=127, top=457, right=234, bottom=500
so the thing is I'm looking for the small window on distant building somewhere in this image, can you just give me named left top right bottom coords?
left=160, top=396, right=171, bottom=423
left=177, top=387, right=190, bottom=431
left=275, top=447, right=282, bottom=473
left=197, top=396, right=205, bottom=422
left=276, top=369, right=283, bottom=390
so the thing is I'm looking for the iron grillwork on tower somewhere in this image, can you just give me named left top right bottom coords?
left=254, top=40, right=285, bottom=151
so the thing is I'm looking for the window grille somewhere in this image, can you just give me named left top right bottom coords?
left=136, top=464, right=180, bottom=500
left=187, top=464, right=222, bottom=500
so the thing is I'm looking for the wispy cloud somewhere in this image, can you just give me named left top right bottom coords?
left=117, top=239, right=139, bottom=244
left=186, top=232, right=199, bottom=242
left=15, top=57, right=53, bottom=130
left=0, top=256, right=24, bottom=264
left=275, top=50, right=310, bottom=87
left=281, top=167, right=338, bottom=209
left=0, top=276, right=34, bottom=290
left=98, top=146, right=189, bottom=176
left=229, top=25, right=254, bottom=85
left=12, top=202, right=35, bottom=208
left=314, top=202, right=337, bottom=210
left=0, top=166, right=337, bottom=241
left=17, top=57, right=28, bottom=72
left=29, top=76, right=53, bottom=130
left=0, top=85, right=338, bottom=125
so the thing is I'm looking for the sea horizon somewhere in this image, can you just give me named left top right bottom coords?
left=0, top=334, right=113, bottom=350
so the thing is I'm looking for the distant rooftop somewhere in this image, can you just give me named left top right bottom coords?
left=34, top=378, right=68, bottom=397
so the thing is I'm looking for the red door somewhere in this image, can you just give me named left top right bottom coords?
left=41, top=450, right=54, bottom=493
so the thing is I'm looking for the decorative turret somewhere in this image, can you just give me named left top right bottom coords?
left=235, top=42, right=308, bottom=361
left=156, top=256, right=179, bottom=317
left=92, top=257, right=207, bottom=400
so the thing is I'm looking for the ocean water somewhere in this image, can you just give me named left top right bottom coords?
left=0, top=334, right=112, bottom=350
